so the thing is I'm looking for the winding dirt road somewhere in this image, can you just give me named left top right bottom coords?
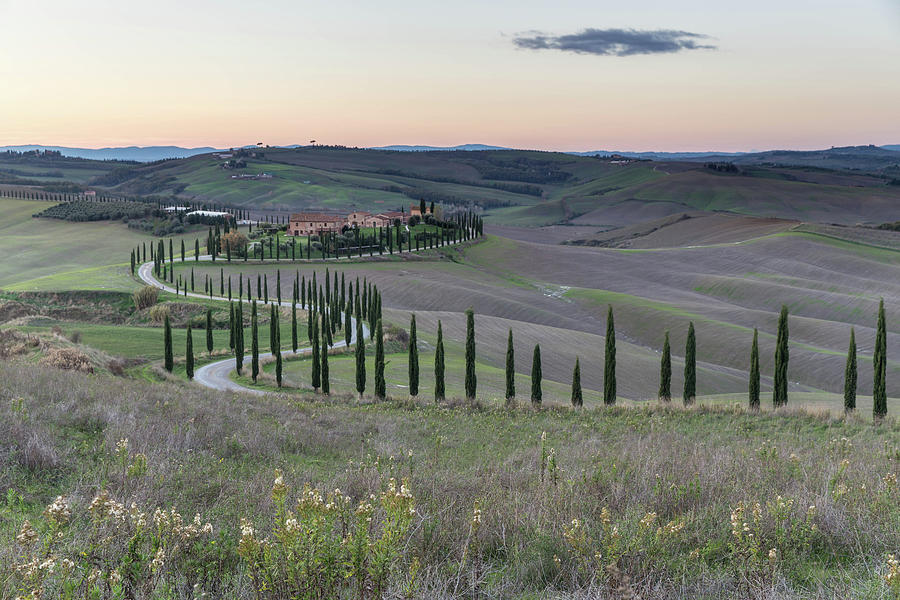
left=138, top=256, right=368, bottom=395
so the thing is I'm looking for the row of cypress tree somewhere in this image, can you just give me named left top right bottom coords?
left=164, top=282, right=889, bottom=419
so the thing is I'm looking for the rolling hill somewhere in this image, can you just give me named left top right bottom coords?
left=66, top=146, right=900, bottom=226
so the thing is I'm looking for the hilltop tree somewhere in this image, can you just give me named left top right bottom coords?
left=874, top=299, right=887, bottom=420
left=465, top=309, right=476, bottom=400
left=355, top=316, right=365, bottom=400
left=683, top=322, right=696, bottom=405
left=571, top=357, right=582, bottom=407
left=311, top=315, right=321, bottom=392
left=659, top=330, right=671, bottom=402
left=206, top=309, right=213, bottom=355
left=408, top=314, right=419, bottom=398
left=505, top=329, right=515, bottom=403
left=531, top=344, right=542, bottom=407
left=435, top=320, right=445, bottom=402
left=163, top=314, right=173, bottom=373
left=604, top=306, right=616, bottom=405
left=251, top=301, right=259, bottom=383
left=749, top=328, right=760, bottom=410
left=773, top=305, right=789, bottom=408
left=185, top=325, right=194, bottom=380
left=844, top=327, right=857, bottom=413
left=374, top=319, right=385, bottom=399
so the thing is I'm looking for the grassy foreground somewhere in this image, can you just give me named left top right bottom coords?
left=2, top=363, right=900, bottom=599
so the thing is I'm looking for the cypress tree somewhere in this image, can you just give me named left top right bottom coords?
left=355, top=316, right=366, bottom=400
left=311, top=316, right=321, bottom=391
left=264, top=274, right=268, bottom=304
left=195, top=239, right=200, bottom=261
left=505, top=329, right=515, bottom=403
left=531, top=344, right=542, bottom=406
left=181, top=239, right=185, bottom=262
left=874, top=299, right=887, bottom=420
left=163, top=314, right=173, bottom=372
left=185, top=325, right=194, bottom=380
left=275, top=312, right=283, bottom=388
left=321, top=325, right=329, bottom=395
left=773, top=305, right=789, bottom=408
left=684, top=322, right=696, bottom=405
left=408, top=314, right=419, bottom=397
left=749, top=328, right=760, bottom=410
left=844, top=328, right=857, bottom=413
left=291, top=302, right=298, bottom=352
left=435, top=320, right=445, bottom=402
left=375, top=319, right=385, bottom=399
left=269, top=305, right=277, bottom=355
left=659, top=331, right=671, bottom=402
left=344, top=306, right=352, bottom=346
left=229, top=303, right=235, bottom=350
left=235, top=302, right=244, bottom=374
left=206, top=309, right=213, bottom=354
left=277, top=270, right=282, bottom=305
left=571, top=357, right=583, bottom=407
left=251, top=301, right=259, bottom=383
left=464, top=308, right=476, bottom=400
left=604, top=306, right=616, bottom=405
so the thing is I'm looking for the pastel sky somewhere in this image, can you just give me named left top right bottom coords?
left=1, top=0, right=898, bottom=151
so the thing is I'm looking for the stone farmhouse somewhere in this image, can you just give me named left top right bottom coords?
left=289, top=209, right=411, bottom=236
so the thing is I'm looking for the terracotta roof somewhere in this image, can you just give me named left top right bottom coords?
left=289, top=213, right=344, bottom=222
left=378, top=211, right=405, bottom=218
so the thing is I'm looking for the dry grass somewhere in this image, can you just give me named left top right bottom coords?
left=1, top=362, right=899, bottom=598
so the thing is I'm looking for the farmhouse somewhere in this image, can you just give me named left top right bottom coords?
left=346, top=211, right=371, bottom=227
left=410, top=204, right=432, bottom=217
left=289, top=213, right=344, bottom=236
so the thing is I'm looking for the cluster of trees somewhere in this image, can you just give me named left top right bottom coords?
left=132, top=212, right=484, bottom=279
left=704, top=162, right=740, bottom=173
left=35, top=200, right=156, bottom=222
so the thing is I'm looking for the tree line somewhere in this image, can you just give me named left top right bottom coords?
left=164, top=287, right=890, bottom=421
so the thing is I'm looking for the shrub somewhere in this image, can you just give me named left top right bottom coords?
left=132, top=286, right=159, bottom=311
left=148, top=304, right=170, bottom=324
left=39, top=347, right=93, bottom=373
left=240, top=472, right=417, bottom=599
left=68, top=330, right=82, bottom=344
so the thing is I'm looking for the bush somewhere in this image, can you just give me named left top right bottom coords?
left=133, top=286, right=159, bottom=311
left=148, top=304, right=171, bottom=324
left=68, top=330, right=82, bottom=344
left=39, top=348, right=93, bottom=373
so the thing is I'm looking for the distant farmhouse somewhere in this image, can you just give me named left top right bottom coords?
left=289, top=206, right=430, bottom=236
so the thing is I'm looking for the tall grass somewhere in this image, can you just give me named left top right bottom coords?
left=1, top=362, right=899, bottom=598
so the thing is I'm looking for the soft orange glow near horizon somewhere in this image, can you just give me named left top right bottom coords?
left=2, top=0, right=899, bottom=152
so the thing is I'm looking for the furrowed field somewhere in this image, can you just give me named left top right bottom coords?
left=1, top=181, right=899, bottom=600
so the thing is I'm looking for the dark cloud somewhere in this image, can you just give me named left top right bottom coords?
left=513, top=28, right=716, bottom=57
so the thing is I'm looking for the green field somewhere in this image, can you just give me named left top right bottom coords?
left=0, top=197, right=199, bottom=291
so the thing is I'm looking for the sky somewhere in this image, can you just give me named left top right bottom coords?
left=1, top=0, right=899, bottom=152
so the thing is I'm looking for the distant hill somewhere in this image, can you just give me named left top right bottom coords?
left=882, top=145, right=900, bottom=152
left=372, top=144, right=510, bottom=152
left=0, top=145, right=223, bottom=162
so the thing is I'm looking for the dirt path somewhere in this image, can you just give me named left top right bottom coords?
left=138, top=257, right=367, bottom=395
